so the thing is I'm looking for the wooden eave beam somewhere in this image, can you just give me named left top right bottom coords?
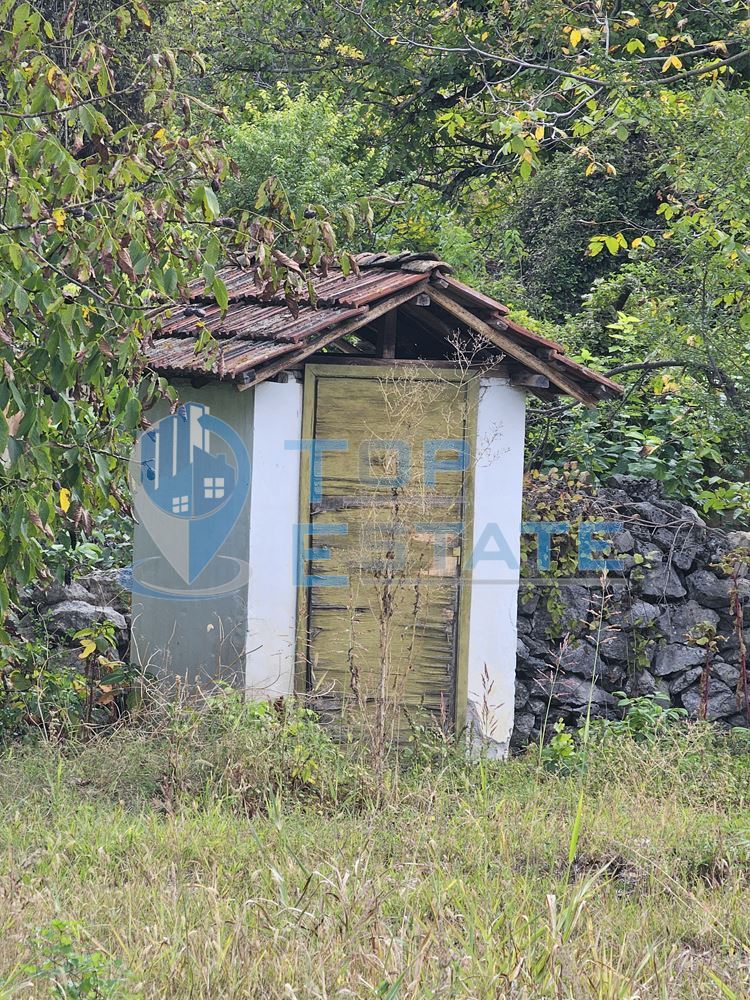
left=428, top=286, right=599, bottom=406
left=236, top=281, right=429, bottom=390
left=508, top=369, right=550, bottom=389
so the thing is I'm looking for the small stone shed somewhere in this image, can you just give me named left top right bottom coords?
left=133, top=251, right=620, bottom=751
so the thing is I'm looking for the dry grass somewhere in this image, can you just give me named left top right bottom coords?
left=0, top=700, right=748, bottom=998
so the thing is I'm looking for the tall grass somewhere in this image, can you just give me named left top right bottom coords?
left=0, top=693, right=747, bottom=998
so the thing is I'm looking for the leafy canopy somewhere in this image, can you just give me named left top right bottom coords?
left=0, top=0, right=361, bottom=620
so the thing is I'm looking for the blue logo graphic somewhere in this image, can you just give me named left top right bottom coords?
left=130, top=403, right=251, bottom=598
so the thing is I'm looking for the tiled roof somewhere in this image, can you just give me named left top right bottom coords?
left=147, top=251, right=621, bottom=403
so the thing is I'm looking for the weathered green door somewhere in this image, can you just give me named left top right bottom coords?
left=297, top=366, right=474, bottom=736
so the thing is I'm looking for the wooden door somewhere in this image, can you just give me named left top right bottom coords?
left=297, top=366, right=475, bottom=737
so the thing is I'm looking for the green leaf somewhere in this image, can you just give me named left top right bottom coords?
left=213, top=276, right=229, bottom=312
left=13, top=284, right=29, bottom=313
left=6, top=243, right=23, bottom=270
left=604, top=236, right=620, bottom=255
left=124, top=397, right=141, bottom=430
left=200, top=185, right=221, bottom=221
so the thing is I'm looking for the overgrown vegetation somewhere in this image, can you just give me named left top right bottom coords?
left=0, top=692, right=748, bottom=998
left=0, top=4, right=747, bottom=995
left=2, top=0, right=749, bottom=625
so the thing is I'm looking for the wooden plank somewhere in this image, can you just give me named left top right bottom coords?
left=428, top=287, right=598, bottom=406
left=377, top=310, right=397, bottom=358
left=236, top=282, right=428, bottom=390
left=441, top=274, right=510, bottom=316
left=509, top=371, right=550, bottom=389
left=303, top=355, right=472, bottom=369
left=328, top=337, right=361, bottom=355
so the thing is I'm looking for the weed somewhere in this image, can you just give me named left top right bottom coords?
left=0, top=693, right=747, bottom=998
left=17, top=920, right=138, bottom=999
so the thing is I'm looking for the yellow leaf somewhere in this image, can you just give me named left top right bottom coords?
left=153, top=127, right=166, bottom=141
left=585, top=161, right=596, bottom=176
left=59, top=488, right=71, bottom=512
left=661, top=54, right=682, bottom=72
left=570, top=28, right=582, bottom=47
left=52, top=208, right=66, bottom=232
left=78, top=639, right=97, bottom=659
left=535, top=125, right=545, bottom=140
left=708, top=39, right=728, bottom=54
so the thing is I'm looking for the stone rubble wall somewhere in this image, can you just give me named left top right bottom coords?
left=22, top=569, right=131, bottom=667
left=512, top=475, right=750, bottom=749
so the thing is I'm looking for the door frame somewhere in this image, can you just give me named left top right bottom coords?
left=294, top=362, right=479, bottom=732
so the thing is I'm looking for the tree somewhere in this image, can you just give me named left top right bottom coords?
left=0, top=0, right=357, bottom=621
left=184, top=0, right=750, bottom=192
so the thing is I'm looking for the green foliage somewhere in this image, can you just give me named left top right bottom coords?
left=497, top=142, right=657, bottom=318
left=0, top=0, right=233, bottom=617
left=222, top=87, right=386, bottom=224
left=188, top=0, right=750, bottom=197
left=153, top=689, right=374, bottom=813
left=0, top=1, right=371, bottom=625
left=540, top=718, right=578, bottom=771
left=173, top=0, right=750, bottom=520
left=588, top=693, right=688, bottom=745
left=0, top=621, right=142, bottom=742
left=529, top=87, right=750, bottom=517
left=542, top=694, right=689, bottom=772
left=21, top=920, right=138, bottom=999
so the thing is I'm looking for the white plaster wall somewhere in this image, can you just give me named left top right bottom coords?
left=466, top=377, right=526, bottom=755
left=246, top=379, right=303, bottom=698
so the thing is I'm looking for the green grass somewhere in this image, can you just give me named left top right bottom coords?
left=0, top=698, right=748, bottom=998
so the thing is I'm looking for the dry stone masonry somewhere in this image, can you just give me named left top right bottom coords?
left=512, top=475, right=750, bottom=749
left=21, top=568, right=131, bottom=665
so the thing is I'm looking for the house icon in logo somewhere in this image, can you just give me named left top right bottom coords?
left=132, top=402, right=251, bottom=591
left=141, top=404, right=236, bottom=519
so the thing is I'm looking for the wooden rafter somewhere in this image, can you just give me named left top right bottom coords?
left=428, top=287, right=599, bottom=406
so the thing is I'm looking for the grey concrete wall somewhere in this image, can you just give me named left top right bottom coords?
left=130, top=382, right=254, bottom=688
